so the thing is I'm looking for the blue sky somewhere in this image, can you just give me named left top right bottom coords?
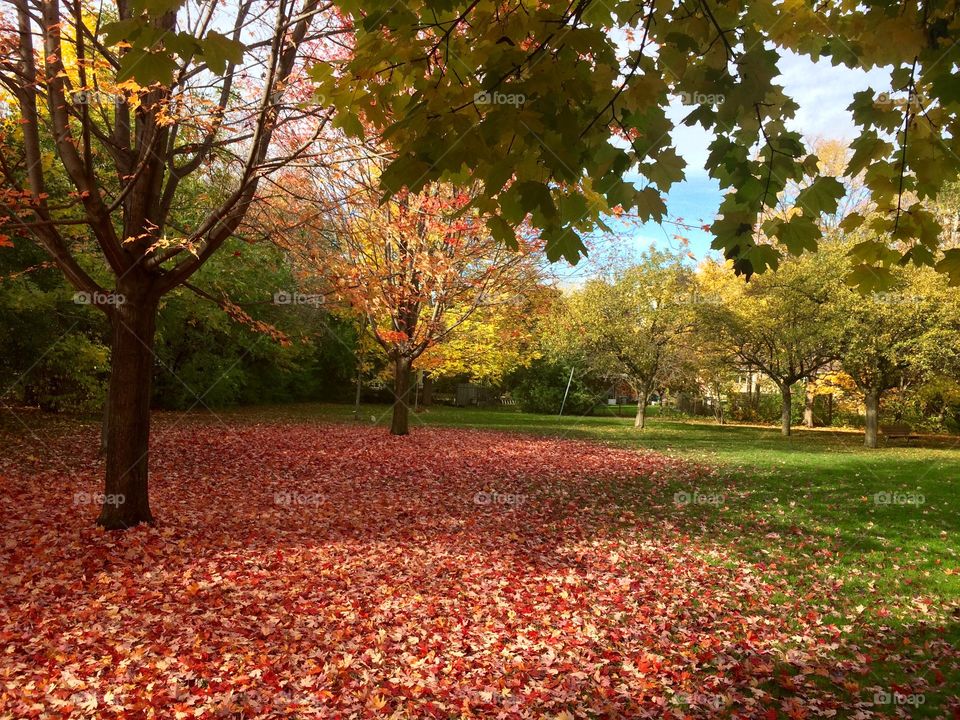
left=620, top=52, right=892, bottom=261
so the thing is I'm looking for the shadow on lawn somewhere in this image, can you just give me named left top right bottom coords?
left=2, top=415, right=959, bottom=717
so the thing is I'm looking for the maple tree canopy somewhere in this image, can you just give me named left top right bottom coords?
left=306, top=0, right=959, bottom=288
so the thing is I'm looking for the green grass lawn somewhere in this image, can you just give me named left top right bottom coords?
left=219, top=401, right=960, bottom=716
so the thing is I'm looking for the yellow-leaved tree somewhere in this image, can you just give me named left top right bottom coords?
left=417, top=284, right=556, bottom=387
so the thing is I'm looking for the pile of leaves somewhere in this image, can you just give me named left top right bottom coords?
left=0, top=418, right=957, bottom=718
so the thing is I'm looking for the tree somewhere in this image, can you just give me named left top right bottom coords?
left=417, top=283, right=553, bottom=387
left=687, top=336, right=738, bottom=426
left=0, top=199, right=109, bottom=412
left=0, top=0, right=342, bottom=527
left=283, top=163, right=542, bottom=435
left=839, top=282, right=926, bottom=448
left=560, top=250, right=695, bottom=429
left=699, top=249, right=845, bottom=436
left=317, top=0, right=960, bottom=287
left=840, top=265, right=955, bottom=446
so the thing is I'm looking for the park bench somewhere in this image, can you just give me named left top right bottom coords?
left=880, top=423, right=921, bottom=443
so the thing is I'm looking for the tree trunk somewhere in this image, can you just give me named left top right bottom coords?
left=352, top=363, right=363, bottom=418
left=780, top=383, right=792, bottom=437
left=803, top=382, right=816, bottom=428
left=97, top=292, right=159, bottom=530
left=390, top=356, right=412, bottom=436
left=421, top=375, right=433, bottom=406
left=864, top=387, right=880, bottom=448
left=713, top=383, right=724, bottom=425
left=99, top=401, right=109, bottom=457
left=353, top=316, right=366, bottom=418
left=634, top=388, right=649, bottom=429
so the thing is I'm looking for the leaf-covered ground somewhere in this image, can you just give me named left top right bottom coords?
left=0, top=417, right=957, bottom=718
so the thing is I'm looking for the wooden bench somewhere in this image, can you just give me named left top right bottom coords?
left=880, top=423, right=921, bottom=442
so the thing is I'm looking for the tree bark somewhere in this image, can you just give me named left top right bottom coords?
left=864, top=387, right=880, bottom=448
left=97, top=291, right=159, bottom=529
left=99, top=401, right=109, bottom=457
left=803, top=382, right=816, bottom=428
left=353, top=324, right=365, bottom=418
left=421, top=375, right=433, bottom=406
left=634, top=387, right=650, bottom=429
left=712, top=383, right=724, bottom=425
left=390, top=356, right=413, bottom=436
left=780, top=383, right=792, bottom=437
left=353, top=362, right=363, bottom=418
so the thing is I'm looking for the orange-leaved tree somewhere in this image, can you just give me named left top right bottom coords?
left=280, top=161, right=543, bottom=434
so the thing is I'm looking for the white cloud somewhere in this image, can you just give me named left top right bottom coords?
left=668, top=51, right=892, bottom=174
left=777, top=51, right=891, bottom=143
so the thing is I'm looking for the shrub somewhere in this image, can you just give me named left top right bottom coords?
left=509, top=360, right=598, bottom=415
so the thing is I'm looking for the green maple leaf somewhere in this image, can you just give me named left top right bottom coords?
left=202, top=31, right=245, bottom=75
left=846, top=263, right=896, bottom=293
left=763, top=216, right=821, bottom=254
left=935, top=249, right=960, bottom=286
left=486, top=215, right=517, bottom=247
left=117, top=48, right=179, bottom=85
left=795, top=177, right=845, bottom=216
